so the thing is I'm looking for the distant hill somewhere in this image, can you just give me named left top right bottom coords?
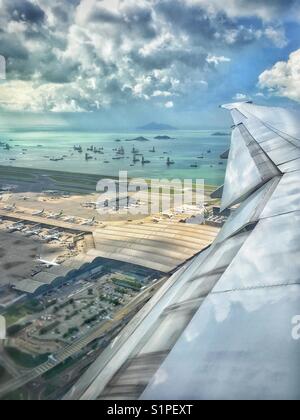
left=125, top=136, right=150, bottom=142
left=154, top=135, right=175, bottom=140
left=138, top=122, right=177, bottom=131
left=212, top=132, right=230, bottom=136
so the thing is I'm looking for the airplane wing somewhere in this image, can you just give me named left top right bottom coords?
left=66, top=103, right=300, bottom=400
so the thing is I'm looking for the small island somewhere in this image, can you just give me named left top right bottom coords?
left=125, top=136, right=150, bottom=142
left=211, top=132, right=230, bottom=136
left=154, top=135, right=175, bottom=140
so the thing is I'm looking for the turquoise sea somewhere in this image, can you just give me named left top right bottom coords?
left=0, top=130, right=230, bottom=186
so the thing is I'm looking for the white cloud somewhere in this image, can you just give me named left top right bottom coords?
left=233, top=93, right=249, bottom=101
left=165, top=101, right=174, bottom=108
left=183, top=0, right=299, bottom=21
left=259, top=49, right=300, bottom=103
left=152, top=90, right=172, bottom=97
left=206, top=55, right=231, bottom=66
left=264, top=26, right=288, bottom=48
left=222, top=25, right=287, bottom=48
left=255, top=92, right=266, bottom=98
left=0, top=80, right=87, bottom=112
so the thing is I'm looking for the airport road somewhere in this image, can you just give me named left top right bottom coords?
left=0, top=277, right=166, bottom=399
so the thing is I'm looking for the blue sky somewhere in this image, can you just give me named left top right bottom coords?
left=0, top=0, right=299, bottom=130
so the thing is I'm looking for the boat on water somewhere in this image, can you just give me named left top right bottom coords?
left=85, top=153, right=93, bottom=161
left=94, top=147, right=104, bottom=154
left=50, top=157, right=64, bottom=162
left=132, top=146, right=139, bottom=154
left=116, top=146, right=125, bottom=155
left=0, top=141, right=10, bottom=148
left=167, top=157, right=175, bottom=166
left=74, top=145, right=83, bottom=153
left=142, top=156, right=151, bottom=165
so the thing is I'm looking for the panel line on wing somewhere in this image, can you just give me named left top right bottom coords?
left=237, top=124, right=281, bottom=180
left=221, top=125, right=280, bottom=211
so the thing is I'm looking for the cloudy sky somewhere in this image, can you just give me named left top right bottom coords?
left=0, top=0, right=299, bottom=129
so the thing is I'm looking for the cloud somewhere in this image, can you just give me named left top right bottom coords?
left=233, top=93, right=249, bottom=101
left=0, top=80, right=87, bottom=112
left=264, top=26, right=288, bottom=48
left=152, top=90, right=172, bottom=97
left=0, top=0, right=296, bottom=112
left=165, top=101, right=174, bottom=108
left=6, top=0, right=45, bottom=24
left=184, top=0, right=299, bottom=20
left=206, top=55, right=231, bottom=66
left=258, top=49, right=300, bottom=103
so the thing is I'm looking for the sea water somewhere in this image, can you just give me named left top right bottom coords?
left=0, top=130, right=230, bottom=186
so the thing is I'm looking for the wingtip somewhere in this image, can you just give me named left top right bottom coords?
left=221, top=100, right=253, bottom=110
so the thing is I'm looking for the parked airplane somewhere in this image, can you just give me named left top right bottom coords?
left=64, top=216, right=76, bottom=223
left=24, top=226, right=42, bottom=237
left=81, top=217, right=96, bottom=226
left=32, top=209, right=45, bottom=216
left=6, top=223, right=24, bottom=233
left=48, top=210, right=63, bottom=219
left=41, top=234, right=61, bottom=242
left=2, top=203, right=16, bottom=211
left=36, top=256, right=59, bottom=266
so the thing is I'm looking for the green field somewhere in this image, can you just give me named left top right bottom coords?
left=4, top=299, right=44, bottom=327
left=5, top=347, right=50, bottom=369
